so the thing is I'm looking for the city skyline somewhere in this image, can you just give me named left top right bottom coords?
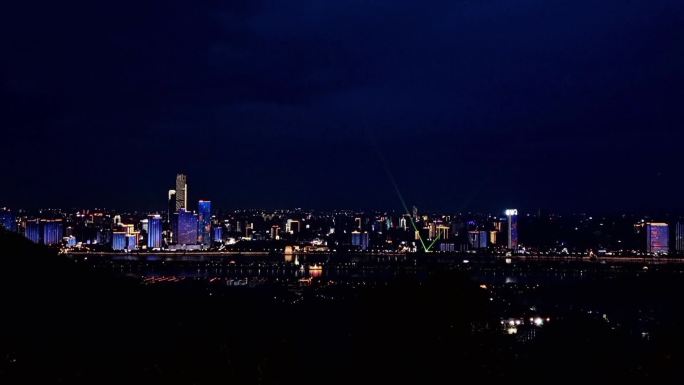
left=4, top=2, right=684, bottom=383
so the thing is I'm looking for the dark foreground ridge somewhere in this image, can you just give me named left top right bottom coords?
left=2, top=228, right=684, bottom=384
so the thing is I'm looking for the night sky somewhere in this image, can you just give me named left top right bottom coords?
left=2, top=1, right=684, bottom=212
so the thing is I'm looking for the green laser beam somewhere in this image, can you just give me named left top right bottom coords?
left=364, top=126, right=430, bottom=252
left=426, top=233, right=441, bottom=252
left=375, top=152, right=428, bottom=252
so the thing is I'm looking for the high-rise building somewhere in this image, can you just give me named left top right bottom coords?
left=112, top=232, right=127, bottom=251
left=437, top=225, right=450, bottom=240
left=147, top=215, right=162, bottom=249
left=25, top=220, right=41, bottom=243
left=167, top=189, right=176, bottom=222
left=286, top=219, right=300, bottom=235
left=351, top=230, right=369, bottom=250
left=676, top=222, right=684, bottom=255
left=271, top=225, right=280, bottom=240
left=197, top=200, right=212, bottom=246
left=213, top=226, right=223, bottom=243
left=43, top=220, right=63, bottom=245
left=646, top=222, right=669, bottom=255
left=175, top=174, right=187, bottom=211
left=176, top=208, right=198, bottom=245
left=468, top=230, right=488, bottom=249
left=505, top=209, right=518, bottom=250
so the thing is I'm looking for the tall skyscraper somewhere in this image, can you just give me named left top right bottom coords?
left=175, top=174, right=187, bottom=211
left=167, top=189, right=176, bottom=222
left=505, top=209, right=518, bottom=250
left=646, top=222, right=669, bottom=254
left=43, top=220, right=63, bottom=245
left=676, top=222, right=684, bottom=255
left=176, top=208, right=198, bottom=245
left=213, top=226, right=223, bottom=243
left=25, top=220, right=41, bottom=243
left=147, top=215, right=162, bottom=249
left=197, top=200, right=211, bottom=246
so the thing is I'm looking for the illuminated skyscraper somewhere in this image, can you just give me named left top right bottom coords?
left=436, top=225, right=450, bottom=240
left=176, top=208, right=198, bottom=245
left=25, top=220, right=41, bottom=243
left=351, top=230, right=369, bottom=250
left=646, top=222, right=669, bottom=254
left=676, top=222, right=684, bottom=255
left=505, top=209, right=518, bottom=250
left=197, top=200, right=211, bottom=246
left=147, top=215, right=162, bottom=249
left=286, top=219, right=300, bottom=234
left=43, top=220, right=63, bottom=245
left=271, top=225, right=280, bottom=240
left=167, top=189, right=176, bottom=222
left=213, top=226, right=223, bottom=243
left=175, top=174, right=187, bottom=211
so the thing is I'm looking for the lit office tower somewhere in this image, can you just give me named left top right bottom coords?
left=175, top=174, right=187, bottom=211
left=505, top=209, right=518, bottom=250
left=351, top=230, right=369, bottom=250
left=147, top=215, right=162, bottom=249
left=197, top=200, right=212, bottom=246
left=0, top=209, right=16, bottom=232
left=112, top=232, right=127, bottom=251
left=176, top=208, right=198, bottom=245
left=646, top=222, right=669, bottom=255
left=213, top=226, right=223, bottom=243
left=286, top=219, right=300, bottom=234
left=43, top=220, right=63, bottom=245
left=468, top=230, right=488, bottom=249
left=677, top=222, right=684, bottom=255
left=25, top=220, right=41, bottom=243
left=167, top=189, right=176, bottom=221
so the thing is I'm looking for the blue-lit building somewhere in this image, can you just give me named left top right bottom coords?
left=126, top=234, right=138, bottom=250
left=468, top=231, right=488, bottom=249
left=213, top=226, right=223, bottom=243
left=506, top=209, right=518, bottom=250
left=197, top=200, right=212, bottom=246
left=43, top=220, right=63, bottom=245
left=351, top=231, right=369, bottom=250
left=0, top=210, right=16, bottom=232
left=25, top=220, right=41, bottom=243
left=175, top=208, right=198, bottom=245
left=112, top=232, right=127, bottom=251
left=147, top=215, right=162, bottom=249
left=646, top=222, right=669, bottom=255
